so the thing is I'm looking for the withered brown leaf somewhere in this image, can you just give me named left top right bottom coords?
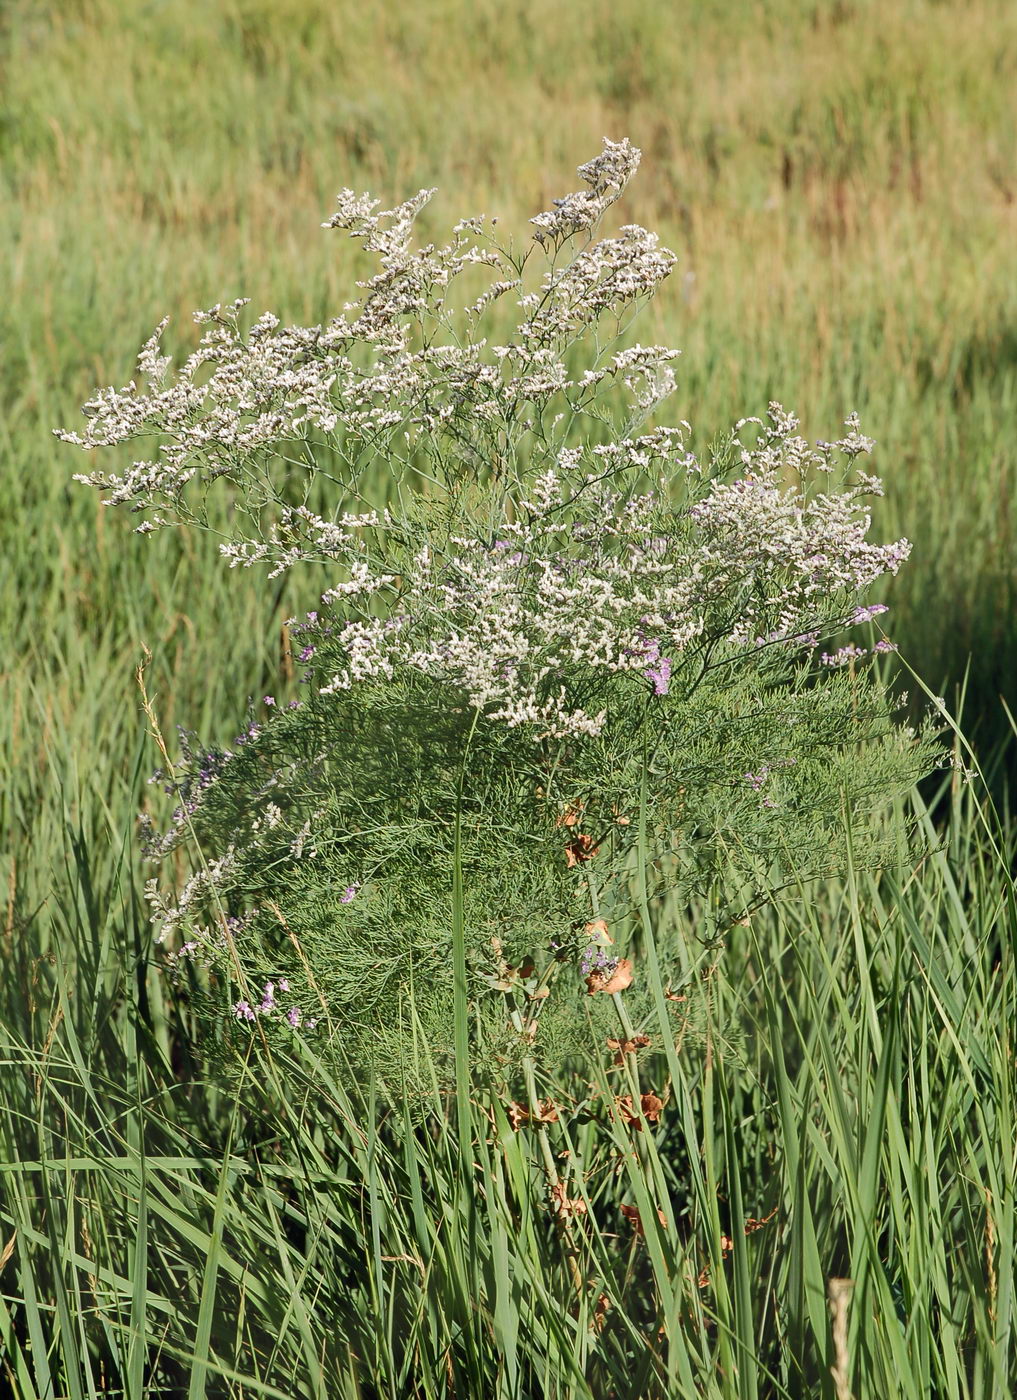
left=586, top=958, right=633, bottom=995
left=565, top=833, right=600, bottom=868
left=605, top=1033, right=651, bottom=1064
left=639, top=1092, right=665, bottom=1123
left=507, top=1101, right=529, bottom=1130
left=592, top=1291, right=611, bottom=1333
left=550, top=1181, right=588, bottom=1220
left=613, top=1091, right=665, bottom=1130
left=507, top=1098, right=559, bottom=1129
left=697, top=1207, right=778, bottom=1287
left=620, top=1203, right=668, bottom=1236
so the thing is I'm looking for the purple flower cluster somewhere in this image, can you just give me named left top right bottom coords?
left=744, top=758, right=797, bottom=791
left=629, top=633, right=673, bottom=697
left=580, top=945, right=618, bottom=979
left=233, top=978, right=316, bottom=1032
left=849, top=603, right=888, bottom=625
left=645, top=654, right=672, bottom=696
left=820, top=644, right=867, bottom=669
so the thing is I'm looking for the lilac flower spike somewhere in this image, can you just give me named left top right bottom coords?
left=580, top=945, right=618, bottom=979
left=233, top=1001, right=256, bottom=1022
left=820, top=644, right=867, bottom=668
left=340, top=883, right=360, bottom=904
left=645, top=655, right=672, bottom=696
left=850, top=603, right=888, bottom=625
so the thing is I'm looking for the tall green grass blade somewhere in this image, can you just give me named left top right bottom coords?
left=186, top=1124, right=236, bottom=1400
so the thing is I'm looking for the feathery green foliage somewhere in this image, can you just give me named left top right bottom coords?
left=73, top=146, right=934, bottom=1097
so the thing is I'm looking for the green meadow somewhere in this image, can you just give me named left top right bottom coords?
left=2, top=1, right=1017, bottom=1394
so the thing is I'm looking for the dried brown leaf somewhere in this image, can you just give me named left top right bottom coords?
left=565, top=833, right=600, bottom=867
left=620, top=1204, right=668, bottom=1236
left=592, top=1291, right=612, bottom=1333
left=586, top=958, right=633, bottom=995
left=613, top=1090, right=665, bottom=1129
left=605, top=1033, right=651, bottom=1064
left=744, top=1207, right=778, bottom=1236
left=640, top=1092, right=665, bottom=1123
left=507, top=1101, right=529, bottom=1130
left=697, top=1208, right=778, bottom=1287
left=550, top=1181, right=588, bottom=1220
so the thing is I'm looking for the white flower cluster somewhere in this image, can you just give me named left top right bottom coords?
left=219, top=505, right=394, bottom=581
left=324, top=183, right=504, bottom=338
left=308, top=411, right=907, bottom=738
left=59, top=139, right=680, bottom=557
left=58, top=219, right=512, bottom=524
left=143, top=846, right=238, bottom=945
left=530, top=137, right=642, bottom=243
left=518, top=226, right=676, bottom=345
left=690, top=408, right=910, bottom=644
left=61, top=141, right=907, bottom=752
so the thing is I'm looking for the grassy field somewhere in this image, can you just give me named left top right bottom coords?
left=2, top=0, right=1017, bottom=1394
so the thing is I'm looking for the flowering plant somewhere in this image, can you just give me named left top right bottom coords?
left=63, top=141, right=935, bottom=1093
